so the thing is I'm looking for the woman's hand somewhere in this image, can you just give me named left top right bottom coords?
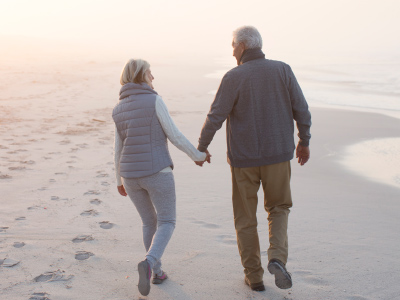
left=117, top=185, right=127, bottom=196
left=195, top=150, right=212, bottom=167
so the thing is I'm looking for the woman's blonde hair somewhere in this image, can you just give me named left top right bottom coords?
left=120, top=59, right=151, bottom=85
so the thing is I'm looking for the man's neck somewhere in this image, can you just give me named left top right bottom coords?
left=240, top=48, right=265, bottom=65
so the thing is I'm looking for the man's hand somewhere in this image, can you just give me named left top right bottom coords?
left=195, top=150, right=212, bottom=167
left=117, top=185, right=127, bottom=196
left=296, top=144, right=310, bottom=166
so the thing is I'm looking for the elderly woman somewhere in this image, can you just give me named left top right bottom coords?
left=113, top=59, right=210, bottom=296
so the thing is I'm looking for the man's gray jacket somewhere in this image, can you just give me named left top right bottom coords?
left=198, top=49, right=311, bottom=168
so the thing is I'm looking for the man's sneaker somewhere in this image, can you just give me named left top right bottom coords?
left=267, top=259, right=292, bottom=289
left=244, top=277, right=265, bottom=291
left=152, top=271, right=168, bottom=284
left=138, top=259, right=152, bottom=296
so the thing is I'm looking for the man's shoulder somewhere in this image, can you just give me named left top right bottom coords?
left=262, top=59, right=291, bottom=70
left=226, top=59, right=290, bottom=73
left=220, top=59, right=291, bottom=83
left=223, top=65, right=242, bottom=79
left=221, top=63, right=256, bottom=81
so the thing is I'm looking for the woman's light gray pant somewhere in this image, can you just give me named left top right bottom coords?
left=123, top=172, right=176, bottom=276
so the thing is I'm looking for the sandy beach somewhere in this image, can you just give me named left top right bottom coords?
left=1, top=60, right=400, bottom=300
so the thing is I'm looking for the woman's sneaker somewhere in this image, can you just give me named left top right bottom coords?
left=152, top=272, right=168, bottom=284
left=138, top=260, right=152, bottom=296
left=267, top=259, right=292, bottom=289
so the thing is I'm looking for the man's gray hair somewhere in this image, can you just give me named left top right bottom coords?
left=233, top=26, right=263, bottom=49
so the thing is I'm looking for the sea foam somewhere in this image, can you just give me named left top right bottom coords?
left=341, top=138, right=400, bottom=189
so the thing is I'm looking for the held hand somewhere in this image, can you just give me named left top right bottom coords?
left=117, top=185, right=127, bottom=196
left=205, top=150, right=211, bottom=164
left=195, top=150, right=212, bottom=167
left=296, top=144, right=310, bottom=166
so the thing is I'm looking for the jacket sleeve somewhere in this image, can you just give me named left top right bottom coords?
left=156, top=96, right=207, bottom=161
left=286, top=65, right=312, bottom=146
left=198, top=73, right=237, bottom=151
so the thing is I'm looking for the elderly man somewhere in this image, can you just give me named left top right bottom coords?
left=197, top=26, right=311, bottom=291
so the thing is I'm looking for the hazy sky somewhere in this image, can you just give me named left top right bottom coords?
left=1, top=0, right=400, bottom=63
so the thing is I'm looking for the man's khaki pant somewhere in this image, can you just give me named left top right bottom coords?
left=231, top=161, right=292, bottom=284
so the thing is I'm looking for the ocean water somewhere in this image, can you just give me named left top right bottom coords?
left=205, top=58, right=400, bottom=119
left=297, top=62, right=400, bottom=119
left=205, top=56, right=400, bottom=189
left=341, top=138, right=400, bottom=189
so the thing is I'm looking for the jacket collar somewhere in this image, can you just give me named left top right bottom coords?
left=240, top=48, right=265, bottom=65
left=119, top=82, right=158, bottom=100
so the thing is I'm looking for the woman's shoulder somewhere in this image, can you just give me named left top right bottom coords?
left=155, top=95, right=168, bottom=109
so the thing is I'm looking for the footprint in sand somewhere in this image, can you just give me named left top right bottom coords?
left=101, top=182, right=110, bottom=186
left=84, top=190, right=101, bottom=196
left=72, top=235, right=94, bottom=243
left=99, top=221, right=114, bottom=229
left=0, top=227, right=9, bottom=233
left=8, top=166, right=26, bottom=171
left=0, top=258, right=20, bottom=267
left=182, top=250, right=204, bottom=261
left=34, top=270, right=74, bottom=282
left=217, top=234, right=237, bottom=245
left=20, top=160, right=35, bottom=165
left=38, top=187, right=47, bottom=191
left=302, top=275, right=329, bottom=286
left=76, top=143, right=88, bottom=148
left=96, top=173, right=109, bottom=178
left=294, top=270, right=329, bottom=286
left=49, top=179, right=56, bottom=183
left=59, top=139, right=70, bottom=145
left=192, top=220, right=221, bottom=229
left=75, top=251, right=94, bottom=261
left=54, top=172, right=66, bottom=175
left=51, top=196, right=59, bottom=201
left=66, top=161, right=76, bottom=164
left=29, top=292, right=50, bottom=300
left=15, top=216, right=26, bottom=221
left=80, top=209, right=99, bottom=217
left=28, top=205, right=43, bottom=210
left=13, top=242, right=26, bottom=248
left=0, top=174, right=12, bottom=179
left=90, top=199, right=102, bottom=205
